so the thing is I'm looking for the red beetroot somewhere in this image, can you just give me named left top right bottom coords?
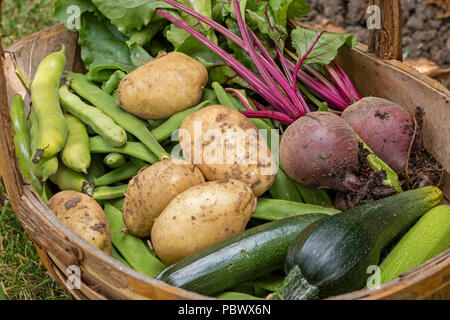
left=341, top=97, right=416, bottom=173
left=280, top=112, right=361, bottom=192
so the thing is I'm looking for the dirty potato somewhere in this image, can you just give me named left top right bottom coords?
left=118, top=52, right=208, bottom=119
left=48, top=191, right=112, bottom=254
left=179, top=105, right=277, bottom=196
left=151, top=179, right=257, bottom=265
left=123, top=159, right=205, bottom=237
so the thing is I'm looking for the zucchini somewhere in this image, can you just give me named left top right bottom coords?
left=284, top=186, right=442, bottom=298
left=379, top=205, right=450, bottom=283
left=156, top=214, right=328, bottom=296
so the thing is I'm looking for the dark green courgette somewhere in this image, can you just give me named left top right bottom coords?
left=284, top=186, right=443, bottom=299
left=156, top=214, right=328, bottom=296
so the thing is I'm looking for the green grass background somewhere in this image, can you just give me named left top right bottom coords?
left=0, top=0, right=73, bottom=300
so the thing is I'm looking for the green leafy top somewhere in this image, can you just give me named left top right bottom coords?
left=291, top=27, right=357, bottom=66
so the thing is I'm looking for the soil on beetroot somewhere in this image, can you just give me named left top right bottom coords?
left=335, top=107, right=445, bottom=211
left=335, top=143, right=398, bottom=211
left=307, top=0, right=450, bottom=85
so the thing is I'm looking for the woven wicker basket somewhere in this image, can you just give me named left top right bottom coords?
left=0, top=3, right=449, bottom=300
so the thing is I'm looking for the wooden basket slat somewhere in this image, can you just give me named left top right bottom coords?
left=1, top=23, right=449, bottom=300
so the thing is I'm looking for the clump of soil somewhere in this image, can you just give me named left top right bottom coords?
left=335, top=143, right=398, bottom=211
left=402, top=107, right=445, bottom=189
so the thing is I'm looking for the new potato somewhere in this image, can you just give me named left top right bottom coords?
left=118, top=52, right=208, bottom=119
left=48, top=191, right=112, bottom=254
left=123, top=159, right=205, bottom=237
left=151, top=179, right=257, bottom=265
left=179, top=105, right=277, bottom=196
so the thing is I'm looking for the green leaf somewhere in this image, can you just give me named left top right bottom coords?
left=79, top=13, right=135, bottom=82
left=54, top=0, right=97, bottom=30
left=291, top=27, right=357, bottom=66
left=91, top=0, right=172, bottom=34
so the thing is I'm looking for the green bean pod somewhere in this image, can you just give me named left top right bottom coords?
left=102, top=70, right=126, bottom=95
left=49, top=163, right=94, bottom=196
left=67, top=72, right=169, bottom=160
left=111, top=245, right=131, bottom=268
left=89, top=135, right=158, bottom=164
left=94, top=161, right=145, bottom=187
left=61, top=113, right=91, bottom=174
left=59, top=85, right=127, bottom=147
left=93, top=184, right=128, bottom=201
left=151, top=100, right=212, bottom=142
left=29, top=109, right=59, bottom=181
left=85, top=154, right=106, bottom=184
left=10, top=94, right=44, bottom=195
left=31, top=46, right=67, bottom=162
left=104, top=203, right=166, bottom=277
left=110, top=197, right=125, bottom=210
left=270, top=169, right=304, bottom=203
left=294, top=183, right=333, bottom=207
left=252, top=198, right=341, bottom=221
left=103, top=153, right=127, bottom=169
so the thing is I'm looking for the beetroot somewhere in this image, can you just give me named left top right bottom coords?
left=280, top=112, right=361, bottom=192
left=341, top=97, right=416, bottom=173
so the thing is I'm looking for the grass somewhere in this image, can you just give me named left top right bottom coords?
left=0, top=0, right=72, bottom=300
left=1, top=0, right=58, bottom=48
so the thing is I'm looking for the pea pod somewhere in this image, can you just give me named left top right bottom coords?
left=59, top=85, right=127, bottom=147
left=110, top=197, right=125, bottom=210
left=294, top=183, right=333, bottom=207
left=94, top=161, right=145, bottom=187
left=270, top=169, right=304, bottom=203
left=103, top=153, right=127, bottom=169
left=61, top=113, right=91, bottom=174
left=253, top=198, right=340, bottom=221
left=151, top=100, right=212, bottom=142
left=10, top=94, right=44, bottom=196
left=102, top=70, right=126, bottom=94
left=49, top=163, right=94, bottom=196
left=31, top=46, right=67, bottom=162
left=111, top=245, right=131, bottom=268
left=93, top=184, right=128, bottom=201
left=85, top=154, right=106, bottom=184
left=104, top=203, right=166, bottom=277
left=67, top=72, right=169, bottom=160
left=89, top=135, right=158, bottom=164
left=29, top=109, right=59, bottom=181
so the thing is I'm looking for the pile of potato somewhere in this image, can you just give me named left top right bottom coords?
left=38, top=51, right=277, bottom=266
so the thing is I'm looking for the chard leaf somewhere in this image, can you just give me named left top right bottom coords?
left=91, top=0, right=172, bottom=34
left=291, top=27, right=357, bottom=66
left=79, top=13, right=135, bottom=82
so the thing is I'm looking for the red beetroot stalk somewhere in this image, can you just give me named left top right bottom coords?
left=156, top=10, right=284, bottom=111
left=241, top=110, right=294, bottom=124
left=231, top=0, right=301, bottom=118
left=326, top=63, right=354, bottom=104
left=287, top=60, right=349, bottom=110
left=160, top=0, right=308, bottom=117
left=225, top=88, right=254, bottom=111
left=262, top=6, right=309, bottom=114
left=331, top=61, right=361, bottom=102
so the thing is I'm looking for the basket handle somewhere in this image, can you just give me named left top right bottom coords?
left=368, top=0, right=403, bottom=61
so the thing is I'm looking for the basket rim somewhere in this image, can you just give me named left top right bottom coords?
left=2, top=23, right=450, bottom=300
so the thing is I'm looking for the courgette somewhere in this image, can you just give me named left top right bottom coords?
left=156, top=214, right=328, bottom=296
left=284, top=186, right=442, bottom=298
left=379, top=205, right=450, bottom=283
